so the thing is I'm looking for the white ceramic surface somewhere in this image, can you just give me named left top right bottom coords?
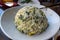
left=0, top=5, right=60, bottom=40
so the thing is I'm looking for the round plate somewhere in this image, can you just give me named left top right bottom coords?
left=0, top=5, right=60, bottom=40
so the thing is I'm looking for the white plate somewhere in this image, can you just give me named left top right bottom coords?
left=0, top=5, right=60, bottom=40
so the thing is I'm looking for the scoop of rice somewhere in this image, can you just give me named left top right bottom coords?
left=15, top=6, right=48, bottom=36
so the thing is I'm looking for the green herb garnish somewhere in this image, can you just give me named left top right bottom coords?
left=26, top=11, right=30, bottom=15
left=19, top=15, right=24, bottom=20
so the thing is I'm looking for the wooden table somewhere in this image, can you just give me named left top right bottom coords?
left=50, top=5, right=60, bottom=16
left=0, top=5, right=60, bottom=40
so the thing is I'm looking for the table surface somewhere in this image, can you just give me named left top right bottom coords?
left=0, top=5, right=60, bottom=40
